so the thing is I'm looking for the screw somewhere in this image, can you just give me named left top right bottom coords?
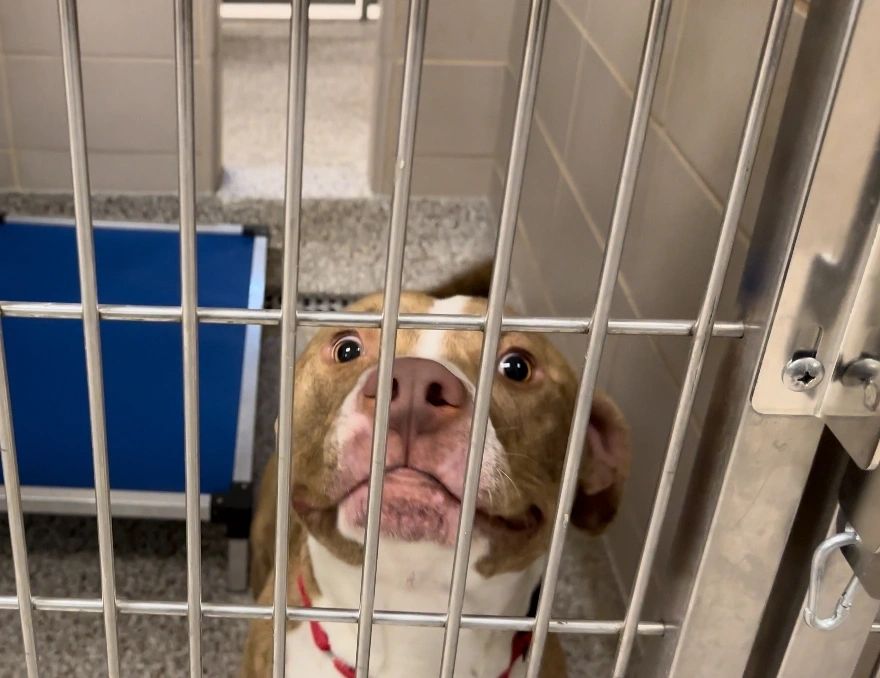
left=841, top=356, right=880, bottom=411
left=782, top=356, right=825, bottom=391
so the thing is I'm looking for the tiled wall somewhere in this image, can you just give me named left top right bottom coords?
left=498, top=0, right=808, bottom=599
left=0, top=0, right=220, bottom=194
left=369, top=0, right=514, bottom=196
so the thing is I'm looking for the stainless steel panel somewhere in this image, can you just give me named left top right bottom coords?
left=643, top=0, right=873, bottom=675
left=749, top=0, right=880, bottom=469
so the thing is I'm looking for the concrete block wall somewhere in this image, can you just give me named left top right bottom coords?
left=0, top=0, right=220, bottom=194
left=498, top=0, right=808, bottom=599
left=369, top=0, right=514, bottom=196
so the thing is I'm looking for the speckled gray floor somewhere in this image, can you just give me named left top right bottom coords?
left=220, top=21, right=376, bottom=200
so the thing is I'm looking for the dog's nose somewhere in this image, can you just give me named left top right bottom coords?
left=361, top=357, right=467, bottom=434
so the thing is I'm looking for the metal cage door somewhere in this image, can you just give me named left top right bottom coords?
left=636, top=0, right=880, bottom=676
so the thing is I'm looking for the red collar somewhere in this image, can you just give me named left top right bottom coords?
left=297, top=575, right=531, bottom=678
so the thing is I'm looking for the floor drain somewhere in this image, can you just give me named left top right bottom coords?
left=298, top=294, right=357, bottom=312
left=264, top=291, right=358, bottom=311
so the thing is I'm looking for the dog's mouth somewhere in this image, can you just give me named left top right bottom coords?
left=295, top=467, right=543, bottom=545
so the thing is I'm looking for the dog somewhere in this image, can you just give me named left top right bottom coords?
left=242, top=264, right=630, bottom=677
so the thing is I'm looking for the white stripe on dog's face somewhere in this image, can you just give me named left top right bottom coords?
left=409, top=295, right=507, bottom=500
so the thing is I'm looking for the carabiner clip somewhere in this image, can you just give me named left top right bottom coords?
left=803, top=528, right=861, bottom=631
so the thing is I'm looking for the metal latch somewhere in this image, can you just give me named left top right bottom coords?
left=806, top=461, right=880, bottom=630
left=804, top=528, right=861, bottom=630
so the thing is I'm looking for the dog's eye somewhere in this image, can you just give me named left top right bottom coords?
left=333, top=336, right=363, bottom=363
left=498, top=352, right=532, bottom=382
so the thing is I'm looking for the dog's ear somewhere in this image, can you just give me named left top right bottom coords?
left=570, top=392, right=630, bottom=535
left=425, top=260, right=494, bottom=299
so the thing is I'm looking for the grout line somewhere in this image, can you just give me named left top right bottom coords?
left=560, top=30, right=587, bottom=156
left=554, top=0, right=732, bottom=213
left=657, top=0, right=691, bottom=120
left=533, top=112, right=644, bottom=320
left=649, top=120, right=725, bottom=211
left=509, top=51, right=726, bottom=218
left=533, top=113, right=738, bottom=399
left=555, top=0, right=590, bottom=35
left=512, top=215, right=561, bottom=319
left=555, top=0, right=636, bottom=97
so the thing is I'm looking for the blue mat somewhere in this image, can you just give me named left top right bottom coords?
left=0, top=220, right=264, bottom=495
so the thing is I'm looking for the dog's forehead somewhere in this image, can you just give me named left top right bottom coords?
left=342, top=292, right=489, bottom=360
left=344, top=291, right=487, bottom=315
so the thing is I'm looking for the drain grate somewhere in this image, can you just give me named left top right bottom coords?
left=264, top=291, right=359, bottom=312
left=297, top=293, right=358, bottom=312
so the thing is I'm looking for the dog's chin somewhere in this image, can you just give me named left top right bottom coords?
left=331, top=468, right=546, bottom=549
left=339, top=468, right=462, bottom=546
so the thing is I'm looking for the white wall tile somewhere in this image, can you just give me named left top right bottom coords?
left=6, top=56, right=215, bottom=155
left=4, top=57, right=67, bottom=151
left=386, top=0, right=515, bottom=62
left=410, top=155, right=494, bottom=196
left=78, top=0, right=174, bottom=58
left=535, top=1, right=583, bottom=153
left=603, top=334, right=680, bottom=532
left=510, top=220, right=556, bottom=317
left=0, top=149, right=14, bottom=187
left=0, top=0, right=213, bottom=59
left=519, top=121, right=559, bottom=235
left=619, top=128, right=723, bottom=321
left=661, top=0, right=776, bottom=198
left=563, top=42, right=631, bottom=231
left=0, top=1, right=61, bottom=56
left=16, top=149, right=72, bottom=190
left=584, top=0, right=650, bottom=89
left=17, top=148, right=213, bottom=193
left=0, top=58, right=9, bottom=149
left=493, top=68, right=518, bottom=173
left=414, top=63, right=507, bottom=156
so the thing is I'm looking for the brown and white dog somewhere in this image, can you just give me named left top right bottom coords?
left=242, top=267, right=630, bottom=677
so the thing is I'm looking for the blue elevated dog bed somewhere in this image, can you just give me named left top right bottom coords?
left=0, top=216, right=266, bottom=587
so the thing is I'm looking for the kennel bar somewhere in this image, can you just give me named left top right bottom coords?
left=0, top=300, right=746, bottom=337
left=610, top=0, right=794, bottom=675
left=354, top=0, right=428, bottom=674
left=523, top=0, right=672, bottom=674
left=57, top=0, right=120, bottom=674
left=0, top=319, right=37, bottom=676
left=439, top=0, right=550, bottom=672
left=173, top=0, right=203, bottom=674
left=270, top=0, right=309, bottom=675
left=0, top=592, right=667, bottom=634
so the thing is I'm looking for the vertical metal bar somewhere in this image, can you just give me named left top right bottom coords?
left=0, top=323, right=39, bottom=677
left=57, top=2, right=120, bottom=675
left=271, top=1, right=309, bottom=676
left=354, top=0, right=428, bottom=674
left=437, top=1, right=549, bottom=675
left=610, top=1, right=794, bottom=675
left=524, top=1, right=673, bottom=675
left=173, top=0, right=202, bottom=675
